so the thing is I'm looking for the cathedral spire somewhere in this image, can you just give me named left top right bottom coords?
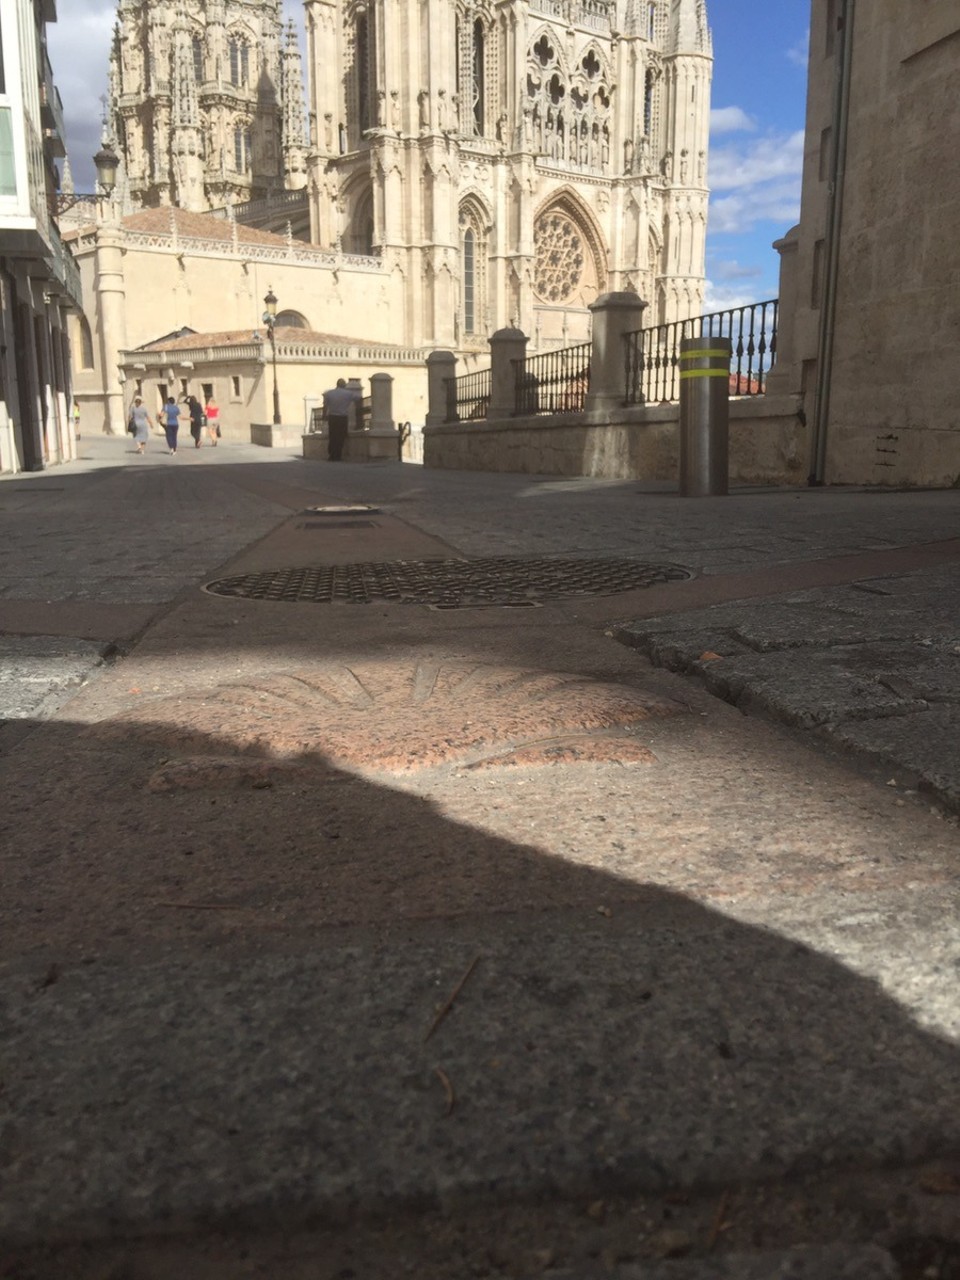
left=107, top=0, right=307, bottom=212
left=667, top=0, right=711, bottom=55
left=172, top=9, right=199, bottom=128
left=281, top=19, right=308, bottom=189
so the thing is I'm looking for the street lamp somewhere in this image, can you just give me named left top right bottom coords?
left=93, top=144, right=120, bottom=198
left=262, top=287, right=281, bottom=426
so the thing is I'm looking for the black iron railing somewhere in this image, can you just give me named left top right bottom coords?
left=624, top=299, right=778, bottom=405
left=445, top=367, right=492, bottom=423
left=513, top=341, right=592, bottom=416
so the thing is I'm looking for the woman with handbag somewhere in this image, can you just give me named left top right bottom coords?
left=128, top=396, right=153, bottom=456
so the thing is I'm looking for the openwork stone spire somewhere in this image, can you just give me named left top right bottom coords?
left=108, top=0, right=306, bottom=211
left=281, top=19, right=308, bottom=188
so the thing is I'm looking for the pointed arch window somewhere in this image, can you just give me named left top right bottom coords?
left=472, top=20, right=485, bottom=135
left=355, top=12, right=376, bottom=134
left=229, top=38, right=249, bottom=88
left=459, top=203, right=488, bottom=339
left=234, top=124, right=253, bottom=173
left=457, top=8, right=490, bottom=137
left=77, top=315, right=95, bottom=370
left=463, top=229, right=476, bottom=334
left=192, top=35, right=203, bottom=84
left=344, top=187, right=375, bottom=255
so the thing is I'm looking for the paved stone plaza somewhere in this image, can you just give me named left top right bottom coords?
left=1, top=438, right=959, bottom=1278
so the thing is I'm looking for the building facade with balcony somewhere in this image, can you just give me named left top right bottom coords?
left=0, top=0, right=82, bottom=473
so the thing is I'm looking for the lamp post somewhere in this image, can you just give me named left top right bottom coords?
left=262, top=287, right=281, bottom=426
left=93, top=144, right=119, bottom=202
left=92, top=143, right=124, bottom=436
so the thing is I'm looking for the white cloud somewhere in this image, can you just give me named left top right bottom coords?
left=706, top=128, right=803, bottom=234
left=708, top=129, right=804, bottom=192
left=786, top=33, right=810, bottom=69
left=710, top=259, right=764, bottom=283
left=703, top=280, right=776, bottom=313
left=710, top=106, right=757, bottom=136
left=709, top=180, right=802, bottom=234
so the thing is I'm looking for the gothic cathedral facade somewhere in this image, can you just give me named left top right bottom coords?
left=305, top=0, right=712, bottom=349
left=108, top=0, right=309, bottom=212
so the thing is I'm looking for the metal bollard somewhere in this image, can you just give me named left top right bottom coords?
left=679, top=336, right=731, bottom=496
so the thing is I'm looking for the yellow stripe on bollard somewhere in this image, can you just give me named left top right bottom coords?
left=679, top=348, right=731, bottom=359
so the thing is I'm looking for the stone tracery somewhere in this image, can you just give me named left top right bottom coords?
left=526, top=32, right=613, bottom=173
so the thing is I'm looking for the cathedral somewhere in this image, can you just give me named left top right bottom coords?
left=304, top=0, right=712, bottom=345
left=69, top=0, right=712, bottom=438
left=108, top=0, right=309, bottom=212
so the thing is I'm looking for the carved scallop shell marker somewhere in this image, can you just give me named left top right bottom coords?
left=93, top=662, right=685, bottom=776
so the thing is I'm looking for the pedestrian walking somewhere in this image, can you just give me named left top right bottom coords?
left=321, top=377, right=361, bottom=461
left=72, top=399, right=81, bottom=440
left=204, top=395, right=220, bottom=446
left=127, top=396, right=154, bottom=455
left=160, top=396, right=181, bottom=454
left=188, top=395, right=205, bottom=449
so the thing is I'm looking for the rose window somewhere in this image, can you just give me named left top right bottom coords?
left=534, top=212, right=585, bottom=303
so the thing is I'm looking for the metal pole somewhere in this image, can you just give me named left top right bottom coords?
left=270, top=326, right=281, bottom=425
left=678, top=335, right=730, bottom=497
left=810, top=0, right=856, bottom=486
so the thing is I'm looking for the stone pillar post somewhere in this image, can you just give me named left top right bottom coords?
left=488, top=326, right=527, bottom=420
left=352, top=371, right=398, bottom=460
left=369, top=372, right=395, bottom=431
left=583, top=290, right=646, bottom=420
left=764, top=225, right=799, bottom=396
left=94, top=215, right=128, bottom=436
left=425, top=349, right=457, bottom=425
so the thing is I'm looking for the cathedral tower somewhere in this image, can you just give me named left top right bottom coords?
left=109, top=0, right=308, bottom=211
left=304, top=0, right=711, bottom=350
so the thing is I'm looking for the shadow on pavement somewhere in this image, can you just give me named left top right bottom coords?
left=2, top=714, right=959, bottom=1252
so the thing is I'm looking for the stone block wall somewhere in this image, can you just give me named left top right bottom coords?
left=423, top=395, right=806, bottom=487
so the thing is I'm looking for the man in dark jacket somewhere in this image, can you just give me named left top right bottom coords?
left=187, top=396, right=205, bottom=449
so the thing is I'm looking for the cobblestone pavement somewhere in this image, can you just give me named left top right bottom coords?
left=1, top=437, right=959, bottom=1278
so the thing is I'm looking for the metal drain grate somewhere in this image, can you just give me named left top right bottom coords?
left=204, top=557, right=692, bottom=607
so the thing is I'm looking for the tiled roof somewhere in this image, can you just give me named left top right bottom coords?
left=121, top=207, right=297, bottom=248
left=134, top=328, right=402, bottom=352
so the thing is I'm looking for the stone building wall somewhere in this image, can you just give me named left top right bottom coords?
left=770, top=0, right=960, bottom=487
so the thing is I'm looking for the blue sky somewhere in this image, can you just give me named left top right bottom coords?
left=49, top=0, right=810, bottom=312
left=704, top=0, right=811, bottom=309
